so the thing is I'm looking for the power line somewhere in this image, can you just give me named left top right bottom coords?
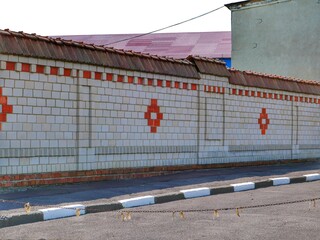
left=105, top=5, right=225, bottom=46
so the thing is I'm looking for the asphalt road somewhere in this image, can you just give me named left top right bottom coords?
left=1, top=160, right=320, bottom=214
left=0, top=181, right=319, bottom=240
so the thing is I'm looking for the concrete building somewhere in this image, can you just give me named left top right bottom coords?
left=226, top=0, right=320, bottom=81
left=1, top=29, right=320, bottom=187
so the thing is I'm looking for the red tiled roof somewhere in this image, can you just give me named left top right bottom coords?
left=54, top=32, right=231, bottom=59
left=0, top=29, right=199, bottom=79
left=1, top=29, right=320, bottom=95
left=229, top=69, right=320, bottom=95
left=187, top=56, right=231, bottom=77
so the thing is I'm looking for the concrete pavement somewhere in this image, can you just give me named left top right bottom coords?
left=0, top=160, right=319, bottom=228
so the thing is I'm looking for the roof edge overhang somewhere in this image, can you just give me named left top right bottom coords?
left=225, top=0, right=288, bottom=11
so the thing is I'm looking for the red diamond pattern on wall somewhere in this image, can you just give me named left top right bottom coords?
left=0, top=87, right=13, bottom=131
left=144, top=99, right=163, bottom=133
left=258, top=108, right=270, bottom=135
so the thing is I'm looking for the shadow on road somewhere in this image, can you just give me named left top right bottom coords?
left=0, top=160, right=319, bottom=211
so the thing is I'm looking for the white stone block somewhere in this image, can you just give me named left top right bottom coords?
left=40, top=204, right=85, bottom=221
left=270, top=177, right=290, bottom=186
left=180, top=187, right=210, bottom=199
left=119, top=196, right=155, bottom=208
left=304, top=173, right=320, bottom=181
left=231, top=182, right=255, bottom=192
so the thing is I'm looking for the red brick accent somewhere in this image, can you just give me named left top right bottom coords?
left=157, top=79, right=163, bottom=87
left=2, top=105, right=13, bottom=113
left=257, top=92, right=261, bottom=98
left=238, top=89, right=243, bottom=96
left=183, top=82, right=188, bottom=90
left=174, top=81, right=180, bottom=89
left=166, top=80, right=171, bottom=88
left=36, top=65, right=45, bottom=74
left=258, top=108, right=270, bottom=135
left=117, top=75, right=124, bottom=82
left=148, top=79, right=153, bottom=86
left=64, top=68, right=71, bottom=77
left=106, top=73, right=113, bottom=81
left=144, top=99, right=163, bottom=133
left=21, top=63, right=30, bottom=72
left=50, top=67, right=59, bottom=75
left=0, top=86, right=13, bottom=128
left=138, top=77, right=144, bottom=85
left=95, top=72, right=102, bottom=80
left=191, top=84, right=197, bottom=91
left=0, top=96, right=7, bottom=104
left=83, top=71, right=91, bottom=79
left=128, top=76, right=134, bottom=84
left=6, top=62, right=15, bottom=70
left=232, top=89, right=237, bottom=95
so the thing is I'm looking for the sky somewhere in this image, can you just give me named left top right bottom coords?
left=0, top=0, right=236, bottom=36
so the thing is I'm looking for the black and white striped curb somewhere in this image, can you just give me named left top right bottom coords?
left=1, top=173, right=319, bottom=228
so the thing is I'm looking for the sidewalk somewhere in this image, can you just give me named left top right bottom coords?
left=0, top=160, right=319, bottom=227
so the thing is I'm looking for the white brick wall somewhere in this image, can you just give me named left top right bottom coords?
left=0, top=54, right=319, bottom=176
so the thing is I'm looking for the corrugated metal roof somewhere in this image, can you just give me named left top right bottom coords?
left=229, top=69, right=320, bottom=95
left=54, top=32, right=231, bottom=59
left=187, top=56, right=231, bottom=77
left=0, top=29, right=200, bottom=79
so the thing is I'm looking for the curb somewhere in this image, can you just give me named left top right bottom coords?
left=1, top=172, right=319, bottom=228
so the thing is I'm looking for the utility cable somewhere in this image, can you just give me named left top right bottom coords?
left=105, top=5, right=225, bottom=46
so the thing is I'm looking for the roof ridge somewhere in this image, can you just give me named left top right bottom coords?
left=188, top=55, right=227, bottom=65
left=0, top=29, right=192, bottom=66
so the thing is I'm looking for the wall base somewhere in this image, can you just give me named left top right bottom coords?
left=0, top=159, right=315, bottom=188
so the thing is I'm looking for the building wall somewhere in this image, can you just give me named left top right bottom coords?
left=0, top=53, right=320, bottom=186
left=230, top=0, right=320, bottom=81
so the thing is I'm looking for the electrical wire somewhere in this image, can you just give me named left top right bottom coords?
left=104, top=5, right=225, bottom=46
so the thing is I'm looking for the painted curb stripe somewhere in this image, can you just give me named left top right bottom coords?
left=304, top=173, right=320, bottom=181
left=210, top=186, right=234, bottom=195
left=2, top=172, right=319, bottom=228
left=231, top=182, right=255, bottom=192
left=40, top=204, right=85, bottom=221
left=180, top=187, right=210, bottom=199
left=0, top=212, right=43, bottom=228
left=85, top=202, right=123, bottom=213
left=119, top=195, right=155, bottom=208
left=270, top=177, right=290, bottom=186
left=154, top=193, right=185, bottom=204
left=290, top=176, right=306, bottom=184
left=254, top=180, right=273, bottom=189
